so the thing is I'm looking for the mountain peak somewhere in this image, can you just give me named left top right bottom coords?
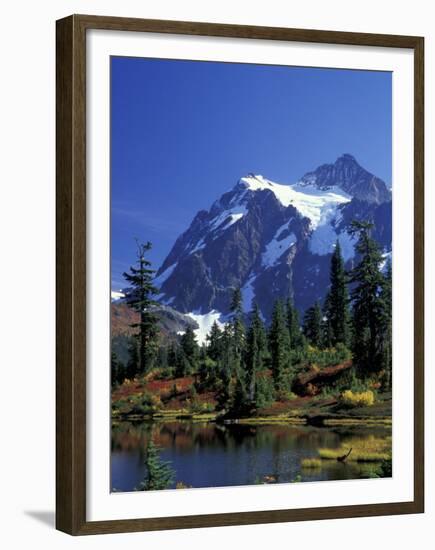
left=300, top=155, right=391, bottom=204
left=154, top=155, right=392, bottom=320
left=337, top=153, right=357, bottom=163
left=237, top=174, right=271, bottom=189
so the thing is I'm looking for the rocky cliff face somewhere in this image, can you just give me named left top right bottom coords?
left=300, top=153, right=391, bottom=204
left=154, top=155, right=391, bottom=321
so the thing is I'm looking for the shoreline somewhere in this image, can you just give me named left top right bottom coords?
left=112, top=410, right=392, bottom=427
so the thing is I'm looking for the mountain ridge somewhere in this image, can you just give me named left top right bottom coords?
left=150, top=155, right=391, bottom=322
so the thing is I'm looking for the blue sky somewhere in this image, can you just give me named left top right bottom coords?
left=111, top=56, right=391, bottom=288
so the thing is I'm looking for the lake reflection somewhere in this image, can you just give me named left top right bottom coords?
left=111, top=421, right=391, bottom=491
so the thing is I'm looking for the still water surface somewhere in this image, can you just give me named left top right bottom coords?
left=111, top=420, right=391, bottom=491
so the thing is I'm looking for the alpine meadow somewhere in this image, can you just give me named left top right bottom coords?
left=110, top=56, right=392, bottom=492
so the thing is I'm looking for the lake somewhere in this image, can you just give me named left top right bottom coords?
left=111, top=420, right=391, bottom=491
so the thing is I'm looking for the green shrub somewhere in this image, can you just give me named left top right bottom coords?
left=190, top=400, right=215, bottom=414
left=159, top=367, right=175, bottom=380
left=276, top=389, right=298, bottom=401
left=255, top=376, right=275, bottom=408
left=301, top=344, right=352, bottom=369
left=129, top=391, right=161, bottom=415
left=199, top=402, right=215, bottom=413
left=380, top=458, right=392, bottom=477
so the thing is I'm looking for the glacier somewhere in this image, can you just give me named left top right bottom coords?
left=151, top=155, right=392, bottom=319
left=186, top=310, right=224, bottom=345
left=262, top=224, right=297, bottom=267
left=239, top=174, right=351, bottom=228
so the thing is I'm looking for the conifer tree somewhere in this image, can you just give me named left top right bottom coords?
left=206, top=321, right=222, bottom=361
left=217, top=323, right=234, bottom=407
left=111, top=350, right=119, bottom=387
left=321, top=297, right=334, bottom=349
left=379, top=260, right=392, bottom=390
left=157, top=345, right=168, bottom=372
left=167, top=341, right=179, bottom=370
left=123, top=241, right=159, bottom=373
left=231, top=374, right=248, bottom=414
left=348, top=221, right=385, bottom=376
left=198, top=353, right=218, bottom=389
left=303, top=301, right=323, bottom=347
left=269, top=300, right=290, bottom=390
left=230, top=287, right=245, bottom=361
left=126, top=338, right=139, bottom=380
left=229, top=287, right=247, bottom=401
left=245, top=303, right=266, bottom=402
left=180, top=325, right=199, bottom=374
left=174, top=347, right=190, bottom=378
left=137, top=439, right=174, bottom=491
left=325, top=240, right=351, bottom=346
left=111, top=350, right=125, bottom=386
left=286, top=298, right=303, bottom=350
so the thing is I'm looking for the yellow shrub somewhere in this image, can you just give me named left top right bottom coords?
left=301, top=458, right=322, bottom=468
left=340, top=389, right=375, bottom=408
left=318, top=435, right=391, bottom=462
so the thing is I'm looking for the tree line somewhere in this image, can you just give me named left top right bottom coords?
left=112, top=220, right=392, bottom=411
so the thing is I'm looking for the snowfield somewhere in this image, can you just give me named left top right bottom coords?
left=208, top=204, right=247, bottom=234
left=241, top=274, right=257, bottom=311
left=186, top=310, right=225, bottom=345
left=239, top=174, right=351, bottom=228
left=262, top=224, right=297, bottom=267
left=176, top=173, right=354, bottom=264
left=238, top=174, right=354, bottom=259
left=111, top=290, right=125, bottom=302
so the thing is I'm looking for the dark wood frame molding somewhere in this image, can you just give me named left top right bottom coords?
left=56, top=14, right=424, bottom=535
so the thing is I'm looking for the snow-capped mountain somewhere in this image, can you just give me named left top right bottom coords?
left=154, top=154, right=391, bottom=322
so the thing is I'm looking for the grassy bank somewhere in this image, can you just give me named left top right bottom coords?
left=318, top=435, right=392, bottom=462
left=111, top=370, right=392, bottom=427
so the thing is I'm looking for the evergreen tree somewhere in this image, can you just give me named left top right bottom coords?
left=269, top=300, right=290, bottom=390
left=232, top=375, right=248, bottom=414
left=123, top=241, right=159, bottom=373
left=379, top=260, right=392, bottom=390
left=245, top=303, right=266, bottom=402
left=126, top=338, right=139, bottom=380
left=174, top=348, right=190, bottom=378
left=286, top=298, right=303, bottom=350
left=180, top=325, right=199, bottom=375
left=321, top=296, right=334, bottom=349
left=111, top=350, right=119, bottom=387
left=216, top=324, right=234, bottom=407
left=303, top=301, right=323, bottom=347
left=137, top=439, right=174, bottom=491
left=348, top=221, right=385, bottom=376
left=229, top=287, right=247, bottom=402
left=325, top=240, right=351, bottom=346
left=198, top=354, right=218, bottom=389
left=157, top=344, right=168, bottom=372
left=111, top=350, right=125, bottom=386
left=230, top=287, right=245, bottom=361
left=167, top=341, right=179, bottom=370
left=230, top=286, right=243, bottom=313
left=206, top=321, right=222, bottom=361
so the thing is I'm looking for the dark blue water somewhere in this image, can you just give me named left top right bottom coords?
left=111, top=421, right=390, bottom=492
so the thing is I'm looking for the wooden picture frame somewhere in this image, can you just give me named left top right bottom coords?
left=56, top=14, right=424, bottom=535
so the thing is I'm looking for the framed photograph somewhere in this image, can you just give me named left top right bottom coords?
left=56, top=14, right=424, bottom=535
